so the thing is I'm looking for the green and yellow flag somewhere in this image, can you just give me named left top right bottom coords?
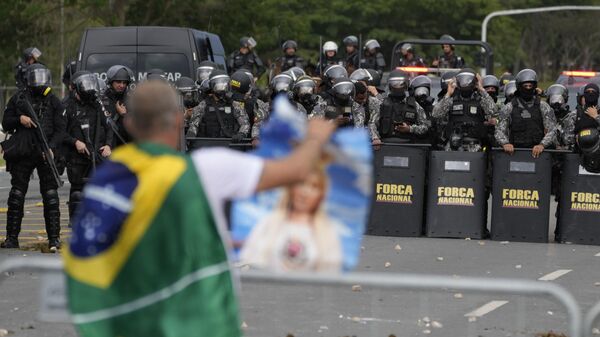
left=63, top=143, right=240, bottom=337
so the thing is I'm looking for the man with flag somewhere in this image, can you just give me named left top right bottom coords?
left=63, top=80, right=336, bottom=337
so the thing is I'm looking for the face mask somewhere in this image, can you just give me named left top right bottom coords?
left=460, top=88, right=472, bottom=98
left=584, top=91, right=599, bottom=106
left=520, top=87, right=535, bottom=100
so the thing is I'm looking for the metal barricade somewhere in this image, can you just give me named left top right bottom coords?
left=368, top=143, right=429, bottom=237
left=185, top=137, right=253, bottom=152
left=0, top=257, right=583, bottom=337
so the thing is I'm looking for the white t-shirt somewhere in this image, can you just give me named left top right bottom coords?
left=191, top=148, right=264, bottom=243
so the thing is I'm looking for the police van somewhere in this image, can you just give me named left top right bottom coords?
left=75, top=26, right=227, bottom=82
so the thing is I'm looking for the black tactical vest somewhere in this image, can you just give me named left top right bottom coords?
left=379, top=96, right=418, bottom=140
left=509, top=97, right=544, bottom=148
left=199, top=99, right=237, bottom=138
left=445, top=93, right=486, bottom=142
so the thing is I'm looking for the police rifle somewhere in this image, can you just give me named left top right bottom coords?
left=20, top=98, right=64, bottom=187
left=96, top=97, right=127, bottom=145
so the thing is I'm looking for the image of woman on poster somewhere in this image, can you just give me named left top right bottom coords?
left=240, top=165, right=343, bottom=272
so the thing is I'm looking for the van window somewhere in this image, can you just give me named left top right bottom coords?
left=86, top=53, right=136, bottom=82
left=138, top=53, right=189, bottom=82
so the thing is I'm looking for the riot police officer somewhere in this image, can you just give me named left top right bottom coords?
left=436, top=71, right=458, bottom=102
left=273, top=40, right=305, bottom=74
left=227, top=37, right=266, bottom=79
left=561, top=83, right=600, bottom=150
left=398, top=43, right=426, bottom=67
left=196, top=61, right=218, bottom=100
left=175, top=76, right=201, bottom=134
left=496, top=69, right=557, bottom=158
left=64, top=72, right=112, bottom=224
left=410, top=75, right=437, bottom=145
left=343, top=35, right=360, bottom=74
left=1, top=64, right=65, bottom=249
left=320, top=78, right=364, bottom=128
left=186, top=69, right=250, bottom=142
left=432, top=68, right=497, bottom=152
left=316, top=41, right=343, bottom=75
left=547, top=84, right=570, bottom=122
left=320, top=64, right=348, bottom=98
left=230, top=70, right=269, bottom=146
left=499, top=73, right=515, bottom=93
left=350, top=69, right=383, bottom=134
left=370, top=70, right=430, bottom=145
left=482, top=75, right=500, bottom=105
left=103, top=65, right=135, bottom=148
left=293, top=75, right=326, bottom=117
left=14, top=47, right=42, bottom=89
left=432, top=35, right=465, bottom=69
left=360, top=39, right=386, bottom=77
left=503, top=80, right=517, bottom=104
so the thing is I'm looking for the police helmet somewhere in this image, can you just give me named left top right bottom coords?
left=343, top=35, right=359, bottom=47
left=366, top=69, right=381, bottom=87
left=175, top=76, right=199, bottom=109
left=323, top=41, right=338, bottom=53
left=388, top=69, right=410, bottom=92
left=363, top=39, right=380, bottom=51
left=196, top=61, right=218, bottom=83
left=240, top=37, right=257, bottom=49
left=294, top=75, right=316, bottom=98
left=504, top=80, right=517, bottom=99
left=26, top=64, right=52, bottom=88
left=208, top=69, right=231, bottom=95
left=546, top=84, right=568, bottom=106
left=23, top=47, right=42, bottom=61
left=230, top=70, right=252, bottom=95
left=400, top=43, right=414, bottom=54
left=482, top=75, right=500, bottom=90
left=62, top=60, right=77, bottom=86
left=323, top=64, right=348, bottom=83
left=282, top=40, right=298, bottom=51
left=283, top=66, right=306, bottom=81
left=440, top=34, right=456, bottom=49
left=106, top=65, right=134, bottom=84
left=146, top=68, right=167, bottom=81
left=577, top=128, right=600, bottom=155
left=73, top=71, right=100, bottom=102
left=440, top=71, right=457, bottom=92
left=270, top=73, right=294, bottom=93
left=349, top=68, right=373, bottom=83
left=410, top=75, right=432, bottom=98
left=332, top=78, right=355, bottom=101
left=455, top=68, right=477, bottom=91
left=516, top=69, right=538, bottom=87
left=499, top=73, right=515, bottom=89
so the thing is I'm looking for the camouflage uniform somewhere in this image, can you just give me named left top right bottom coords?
left=186, top=99, right=250, bottom=138
left=495, top=100, right=557, bottom=148
left=313, top=99, right=366, bottom=128
left=369, top=97, right=430, bottom=141
left=559, top=110, right=600, bottom=150
left=250, top=99, right=273, bottom=140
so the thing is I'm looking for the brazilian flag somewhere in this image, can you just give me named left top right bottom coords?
left=63, top=143, right=240, bottom=337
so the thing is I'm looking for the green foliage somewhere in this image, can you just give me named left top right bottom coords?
left=2, top=0, right=600, bottom=87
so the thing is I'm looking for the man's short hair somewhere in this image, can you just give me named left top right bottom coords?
left=126, top=81, right=181, bottom=139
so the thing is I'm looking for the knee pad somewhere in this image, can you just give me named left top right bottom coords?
left=70, top=191, right=84, bottom=204
left=7, top=188, right=25, bottom=209
left=42, top=189, right=60, bottom=207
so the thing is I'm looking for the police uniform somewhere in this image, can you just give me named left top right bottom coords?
left=316, top=96, right=365, bottom=128
left=436, top=53, right=465, bottom=69
left=274, top=55, right=305, bottom=72
left=370, top=94, right=429, bottom=143
left=186, top=98, right=250, bottom=139
left=102, top=88, right=131, bottom=148
left=298, top=94, right=327, bottom=118
left=1, top=90, right=65, bottom=247
left=433, top=91, right=497, bottom=152
left=360, top=53, right=386, bottom=76
left=398, top=55, right=426, bottom=67
left=495, top=97, right=557, bottom=149
left=315, top=56, right=343, bottom=76
left=344, top=52, right=360, bottom=73
left=64, top=99, right=112, bottom=222
left=227, top=50, right=266, bottom=78
left=560, top=107, right=600, bottom=150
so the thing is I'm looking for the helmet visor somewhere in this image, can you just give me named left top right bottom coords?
left=456, top=72, right=475, bottom=88
left=196, top=67, right=214, bottom=82
left=414, top=87, right=429, bottom=98
left=333, top=82, right=355, bottom=97
left=27, top=68, right=51, bottom=87
left=548, top=94, right=565, bottom=106
left=211, top=76, right=230, bottom=93
left=271, top=76, right=292, bottom=92
left=388, top=77, right=408, bottom=89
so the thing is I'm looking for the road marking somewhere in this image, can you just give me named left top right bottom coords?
left=538, top=269, right=572, bottom=281
left=595, top=252, right=600, bottom=257
left=465, top=300, right=509, bottom=317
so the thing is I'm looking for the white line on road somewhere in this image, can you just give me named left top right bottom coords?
left=465, top=300, right=509, bottom=317
left=538, top=269, right=572, bottom=281
left=595, top=252, right=600, bottom=257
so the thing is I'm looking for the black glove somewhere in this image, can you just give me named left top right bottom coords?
left=231, top=133, right=245, bottom=143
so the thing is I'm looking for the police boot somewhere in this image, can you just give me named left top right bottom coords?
left=68, top=190, right=83, bottom=227
left=42, top=189, right=61, bottom=251
left=1, top=188, right=25, bottom=249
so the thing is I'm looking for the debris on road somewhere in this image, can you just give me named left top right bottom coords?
left=352, top=285, right=362, bottom=292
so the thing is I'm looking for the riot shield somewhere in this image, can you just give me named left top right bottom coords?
left=426, top=151, right=487, bottom=239
left=491, top=149, right=552, bottom=243
left=558, top=153, right=600, bottom=245
left=367, top=144, right=429, bottom=236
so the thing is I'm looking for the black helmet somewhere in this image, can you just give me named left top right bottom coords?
left=282, top=40, right=298, bottom=51
left=270, top=73, right=294, bottom=93
left=440, top=71, right=457, bottom=92
left=208, top=69, right=231, bottom=95
left=106, top=65, right=134, bottom=84
left=230, top=70, right=252, bottom=95
left=293, top=75, right=316, bottom=98
left=22, top=47, right=42, bottom=61
left=196, top=61, right=218, bottom=83
left=62, top=60, right=77, bottom=86
left=366, top=69, right=381, bottom=87
left=240, top=36, right=257, bottom=49
left=332, top=78, right=355, bottom=102
left=482, top=75, right=500, bottom=89
left=349, top=68, right=373, bottom=83
left=546, top=84, right=568, bottom=106
left=388, top=69, right=410, bottom=92
left=516, top=69, right=537, bottom=87
left=323, top=64, right=348, bottom=85
left=504, top=80, right=517, bottom=99
left=440, top=34, right=456, bottom=49
left=410, top=75, right=432, bottom=98
left=175, top=76, right=199, bottom=108
left=455, top=68, right=477, bottom=91
left=343, top=35, right=359, bottom=47
left=363, top=39, right=380, bottom=51
left=577, top=128, right=600, bottom=155
left=26, top=63, right=51, bottom=88
left=73, top=71, right=100, bottom=102
left=146, top=68, right=167, bottom=81
left=283, top=67, right=305, bottom=82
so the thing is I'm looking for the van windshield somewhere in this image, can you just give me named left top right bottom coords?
left=86, top=53, right=190, bottom=82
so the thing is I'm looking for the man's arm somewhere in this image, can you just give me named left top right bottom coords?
left=539, top=102, right=558, bottom=148
left=479, top=91, right=498, bottom=119
left=2, top=95, right=21, bottom=131
left=432, top=96, right=452, bottom=120
left=495, top=103, right=512, bottom=146
left=352, top=102, right=366, bottom=128
left=186, top=101, right=206, bottom=137
left=232, top=101, right=250, bottom=137
left=410, top=103, right=431, bottom=135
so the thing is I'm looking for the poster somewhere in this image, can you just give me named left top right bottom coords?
left=231, top=96, right=373, bottom=273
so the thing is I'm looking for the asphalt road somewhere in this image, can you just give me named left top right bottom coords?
left=1, top=171, right=599, bottom=337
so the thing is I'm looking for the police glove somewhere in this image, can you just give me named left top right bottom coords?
left=232, top=133, right=245, bottom=143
